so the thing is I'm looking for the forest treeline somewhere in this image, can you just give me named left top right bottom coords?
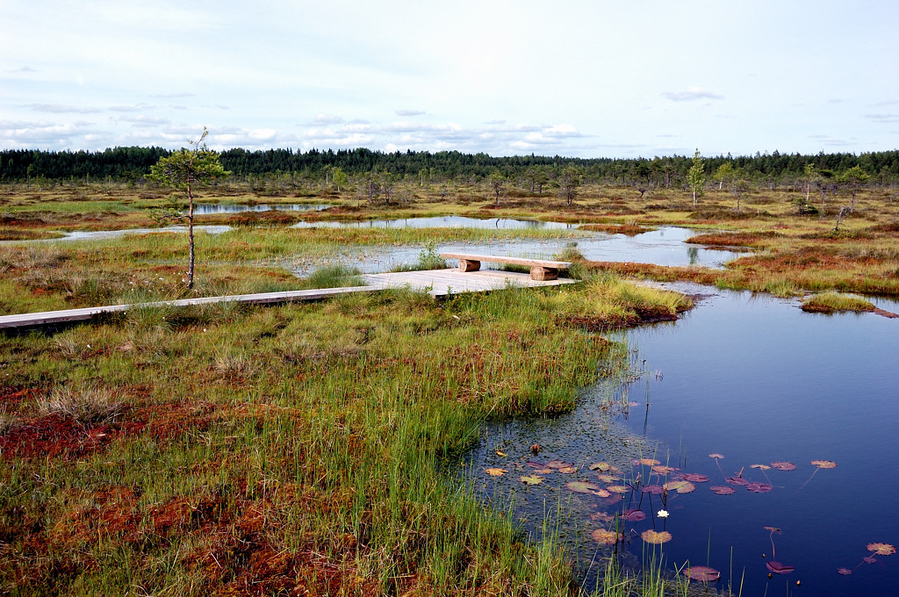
left=2, top=146, right=898, bottom=187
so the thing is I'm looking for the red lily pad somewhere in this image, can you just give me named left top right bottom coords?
left=771, top=461, right=797, bottom=471
left=725, top=476, right=749, bottom=486
left=527, top=460, right=546, bottom=468
left=863, top=555, right=878, bottom=564
left=637, top=458, right=661, bottom=466
left=683, top=566, right=721, bottom=582
left=710, top=486, right=736, bottom=495
left=641, top=484, right=664, bottom=495
left=641, top=529, right=672, bottom=544
left=709, top=453, right=725, bottom=459
left=652, top=465, right=678, bottom=475
left=811, top=460, right=837, bottom=469
left=592, top=528, right=623, bottom=546
left=623, top=508, right=646, bottom=522
left=837, top=567, right=853, bottom=575
left=867, top=542, right=896, bottom=556
left=746, top=482, right=773, bottom=493
left=565, top=481, right=602, bottom=494
left=546, top=459, right=575, bottom=469
left=766, top=561, right=794, bottom=574
left=682, top=473, right=710, bottom=483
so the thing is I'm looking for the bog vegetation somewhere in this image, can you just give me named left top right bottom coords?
left=0, top=144, right=897, bottom=595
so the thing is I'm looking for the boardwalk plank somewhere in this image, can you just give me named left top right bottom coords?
left=0, top=270, right=575, bottom=329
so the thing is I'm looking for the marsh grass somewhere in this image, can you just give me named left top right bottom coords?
left=0, top=275, right=686, bottom=595
left=303, top=263, right=364, bottom=288
left=801, top=292, right=875, bottom=314
left=37, top=385, right=125, bottom=427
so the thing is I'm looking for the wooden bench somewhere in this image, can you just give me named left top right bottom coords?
left=440, top=253, right=571, bottom=281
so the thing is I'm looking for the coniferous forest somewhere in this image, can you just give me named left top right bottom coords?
left=2, top=146, right=898, bottom=187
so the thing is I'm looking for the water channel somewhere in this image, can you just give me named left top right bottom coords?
left=288, top=223, right=743, bottom=274
left=461, top=286, right=899, bottom=596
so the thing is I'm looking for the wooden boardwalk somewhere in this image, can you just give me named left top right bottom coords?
left=0, top=269, right=575, bottom=330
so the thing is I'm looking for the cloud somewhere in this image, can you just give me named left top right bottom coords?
left=865, top=113, right=899, bottom=124
left=109, top=104, right=154, bottom=112
left=0, top=120, right=102, bottom=148
left=151, top=92, right=195, bottom=98
left=661, top=87, right=725, bottom=102
left=395, top=109, right=426, bottom=116
left=25, top=103, right=104, bottom=114
left=115, top=115, right=171, bottom=128
left=11, top=66, right=37, bottom=73
left=307, top=113, right=345, bottom=126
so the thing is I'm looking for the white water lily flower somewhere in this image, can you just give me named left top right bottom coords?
left=657, top=509, right=669, bottom=518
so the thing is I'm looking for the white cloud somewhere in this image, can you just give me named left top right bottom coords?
left=661, top=87, right=725, bottom=102
left=25, top=104, right=104, bottom=114
left=396, top=109, right=426, bottom=117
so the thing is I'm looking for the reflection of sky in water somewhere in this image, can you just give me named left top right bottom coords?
left=461, top=285, right=899, bottom=596
left=290, top=226, right=743, bottom=274
left=44, top=225, right=233, bottom=242
left=192, top=203, right=330, bottom=214
left=292, top=215, right=576, bottom=230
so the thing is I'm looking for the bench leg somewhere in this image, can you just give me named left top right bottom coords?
left=530, top=266, right=558, bottom=281
left=459, top=259, right=481, bottom=272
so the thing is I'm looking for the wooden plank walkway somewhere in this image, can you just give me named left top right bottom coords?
left=0, top=269, right=575, bottom=329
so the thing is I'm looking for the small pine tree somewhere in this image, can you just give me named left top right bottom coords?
left=148, top=128, right=228, bottom=289
left=688, top=149, right=706, bottom=207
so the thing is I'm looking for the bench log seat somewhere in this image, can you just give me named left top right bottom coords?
left=440, top=253, right=571, bottom=281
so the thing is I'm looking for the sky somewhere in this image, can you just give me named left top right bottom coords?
left=1, top=0, right=897, bottom=159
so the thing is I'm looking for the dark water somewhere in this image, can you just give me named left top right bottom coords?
left=461, top=286, right=899, bottom=596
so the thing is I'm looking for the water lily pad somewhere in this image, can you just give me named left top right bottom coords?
left=652, top=465, right=679, bottom=475
left=606, top=485, right=629, bottom=494
left=495, top=450, right=507, bottom=457
left=867, top=542, right=896, bottom=556
left=771, top=461, right=797, bottom=471
left=641, top=529, right=672, bottom=544
left=683, top=566, right=721, bottom=582
left=546, top=459, right=575, bottom=469
left=710, top=486, right=736, bottom=495
left=750, top=464, right=771, bottom=470
left=590, top=511, right=615, bottom=523
left=566, top=481, right=602, bottom=494
left=766, top=561, right=794, bottom=574
left=662, top=480, right=695, bottom=494
left=642, top=484, right=664, bottom=495
left=592, top=528, right=623, bottom=545
left=557, top=466, right=578, bottom=474
left=527, top=461, right=546, bottom=468
left=520, top=475, right=544, bottom=485
left=811, top=460, right=837, bottom=469
left=725, top=476, right=749, bottom=486
left=709, top=453, right=725, bottom=459
left=589, top=462, right=612, bottom=472
left=623, top=508, right=646, bottom=521
left=682, top=473, right=710, bottom=483
left=863, top=555, right=878, bottom=564
left=485, top=468, right=506, bottom=477
left=637, top=458, right=661, bottom=466
left=596, top=474, right=620, bottom=484
left=533, top=468, right=554, bottom=474
left=746, top=482, right=773, bottom=493
left=837, top=567, right=853, bottom=575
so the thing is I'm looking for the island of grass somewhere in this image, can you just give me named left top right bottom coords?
left=800, top=292, right=876, bottom=314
